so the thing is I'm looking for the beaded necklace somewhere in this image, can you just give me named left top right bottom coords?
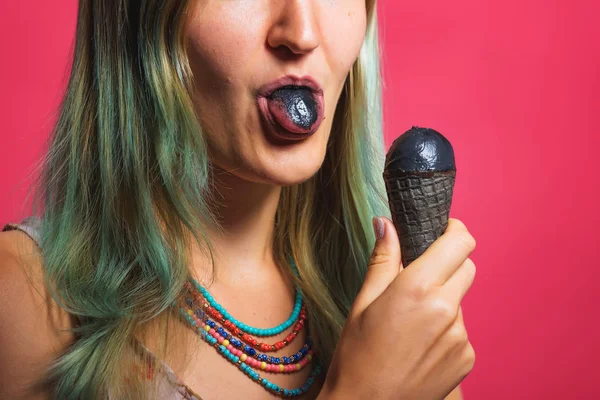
left=179, top=298, right=315, bottom=373
left=184, top=283, right=306, bottom=351
left=174, top=257, right=322, bottom=397
left=190, top=278, right=303, bottom=337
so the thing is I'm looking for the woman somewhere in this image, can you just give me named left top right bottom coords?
left=0, top=0, right=475, bottom=399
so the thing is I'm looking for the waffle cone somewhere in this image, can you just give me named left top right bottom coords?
left=383, top=169, right=456, bottom=267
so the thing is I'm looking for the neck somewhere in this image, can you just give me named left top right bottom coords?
left=190, top=164, right=283, bottom=284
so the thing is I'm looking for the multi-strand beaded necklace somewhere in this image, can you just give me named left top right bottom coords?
left=172, top=259, right=322, bottom=397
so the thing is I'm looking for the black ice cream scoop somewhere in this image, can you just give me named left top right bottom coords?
left=383, top=126, right=456, bottom=267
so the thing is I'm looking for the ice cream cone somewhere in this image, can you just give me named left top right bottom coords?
left=383, top=126, right=456, bottom=267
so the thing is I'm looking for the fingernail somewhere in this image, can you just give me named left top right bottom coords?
left=372, top=217, right=385, bottom=240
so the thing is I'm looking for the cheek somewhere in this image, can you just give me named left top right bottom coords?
left=322, top=6, right=368, bottom=79
left=186, top=27, right=241, bottom=85
left=185, top=13, right=260, bottom=90
left=185, top=16, right=257, bottom=147
left=320, top=8, right=367, bottom=119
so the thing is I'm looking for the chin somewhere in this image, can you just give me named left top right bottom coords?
left=225, top=157, right=325, bottom=187
left=210, top=123, right=331, bottom=187
left=268, top=168, right=321, bottom=187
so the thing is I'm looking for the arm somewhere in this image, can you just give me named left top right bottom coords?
left=0, top=230, right=76, bottom=399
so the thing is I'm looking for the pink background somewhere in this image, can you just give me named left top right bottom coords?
left=1, top=1, right=599, bottom=398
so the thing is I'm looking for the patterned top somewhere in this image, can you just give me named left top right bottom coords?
left=2, top=216, right=203, bottom=399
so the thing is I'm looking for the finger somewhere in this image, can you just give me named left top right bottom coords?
left=442, top=258, right=476, bottom=306
left=418, top=304, right=467, bottom=393
left=454, top=306, right=471, bottom=343
left=350, top=216, right=402, bottom=319
left=406, top=218, right=476, bottom=289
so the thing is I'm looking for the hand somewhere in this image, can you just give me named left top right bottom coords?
left=320, top=217, right=476, bottom=400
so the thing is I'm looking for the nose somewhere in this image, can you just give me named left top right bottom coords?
left=266, top=0, right=321, bottom=57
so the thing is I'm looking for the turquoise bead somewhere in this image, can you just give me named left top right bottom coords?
left=177, top=263, right=323, bottom=398
left=176, top=310, right=322, bottom=399
left=191, top=256, right=303, bottom=337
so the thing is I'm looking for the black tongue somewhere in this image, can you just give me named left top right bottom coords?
left=270, top=87, right=318, bottom=130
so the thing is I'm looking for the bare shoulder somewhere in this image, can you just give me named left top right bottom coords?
left=0, top=229, right=77, bottom=399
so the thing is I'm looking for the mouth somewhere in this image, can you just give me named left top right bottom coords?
left=257, top=75, right=324, bottom=98
left=256, top=75, right=325, bottom=140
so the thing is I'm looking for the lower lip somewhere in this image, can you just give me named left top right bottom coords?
left=256, top=92, right=325, bottom=141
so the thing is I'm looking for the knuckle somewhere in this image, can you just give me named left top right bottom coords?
left=408, top=282, right=431, bottom=300
left=428, top=297, right=457, bottom=322
left=463, top=258, right=477, bottom=276
left=463, top=342, right=476, bottom=370
left=369, top=250, right=390, bottom=267
left=456, top=231, right=476, bottom=253
left=448, top=218, right=467, bottom=232
left=446, top=323, right=468, bottom=347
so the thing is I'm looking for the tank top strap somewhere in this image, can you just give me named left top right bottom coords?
left=2, top=215, right=42, bottom=248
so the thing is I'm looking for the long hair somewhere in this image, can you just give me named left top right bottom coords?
left=25, top=0, right=389, bottom=397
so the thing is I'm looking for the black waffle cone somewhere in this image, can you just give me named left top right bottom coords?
left=383, top=169, right=456, bottom=267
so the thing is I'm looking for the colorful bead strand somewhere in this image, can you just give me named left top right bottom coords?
left=183, top=290, right=306, bottom=351
left=180, top=300, right=314, bottom=368
left=189, top=278, right=303, bottom=337
left=201, top=321, right=315, bottom=373
left=177, top=305, right=322, bottom=397
left=205, top=302, right=306, bottom=351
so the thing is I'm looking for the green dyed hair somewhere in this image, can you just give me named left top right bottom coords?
left=25, top=0, right=390, bottom=398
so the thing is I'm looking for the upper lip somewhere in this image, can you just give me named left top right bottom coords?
left=257, top=75, right=323, bottom=98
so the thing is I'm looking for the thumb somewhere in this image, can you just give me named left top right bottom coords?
left=350, top=216, right=403, bottom=319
